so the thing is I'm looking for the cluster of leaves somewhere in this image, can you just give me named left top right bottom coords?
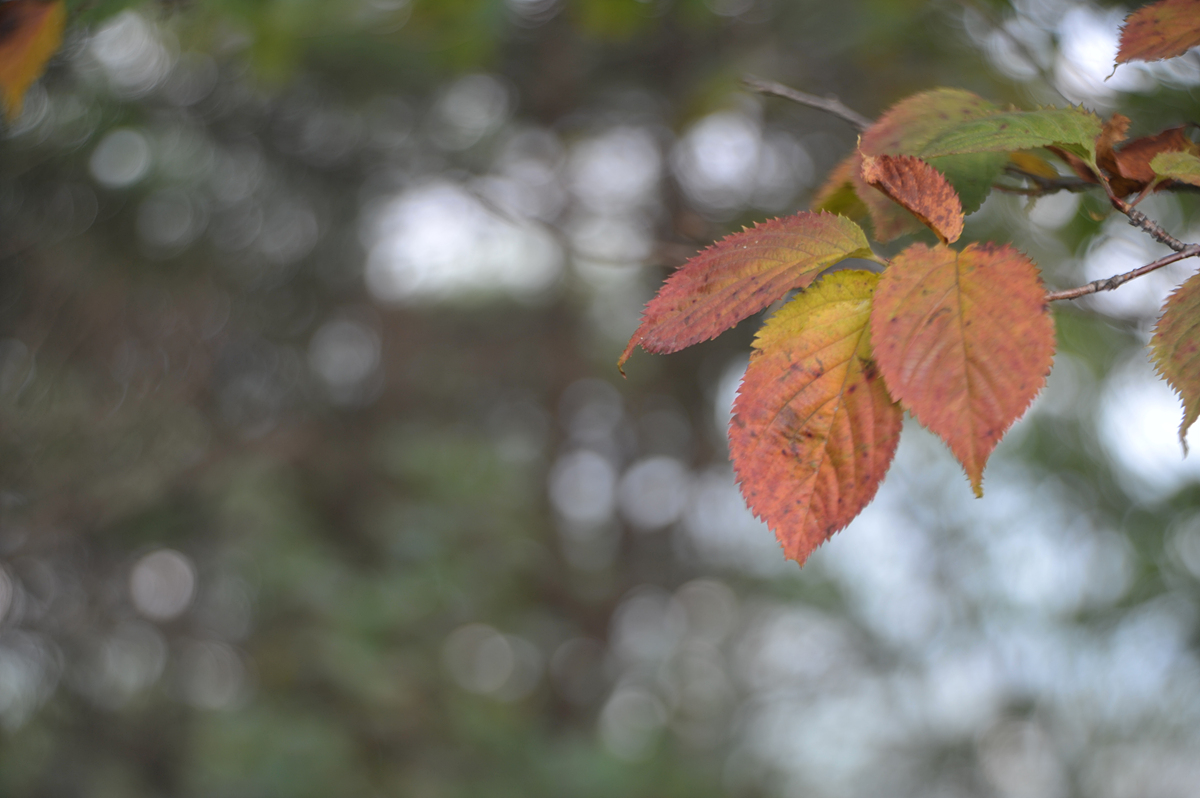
left=622, top=0, right=1200, bottom=565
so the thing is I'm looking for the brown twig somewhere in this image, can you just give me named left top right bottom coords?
left=742, top=76, right=873, bottom=132
left=998, top=165, right=1094, bottom=195
left=1096, top=171, right=1189, bottom=252
left=1046, top=244, right=1200, bottom=302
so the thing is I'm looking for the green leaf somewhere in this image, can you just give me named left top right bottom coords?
left=1151, top=150, right=1200, bottom=187
left=920, top=107, right=1103, bottom=165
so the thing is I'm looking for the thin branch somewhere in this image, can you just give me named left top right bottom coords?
left=1097, top=171, right=1189, bottom=252
left=999, top=165, right=1094, bottom=195
left=1046, top=244, right=1200, bottom=302
left=742, top=76, right=872, bottom=132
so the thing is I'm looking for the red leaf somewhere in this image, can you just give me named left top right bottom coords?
left=729, top=270, right=902, bottom=564
left=1117, top=0, right=1200, bottom=64
left=869, top=243, right=1055, bottom=496
left=0, top=0, right=65, bottom=121
left=619, top=211, right=877, bottom=370
left=860, top=154, right=964, bottom=244
left=1150, top=269, right=1200, bottom=448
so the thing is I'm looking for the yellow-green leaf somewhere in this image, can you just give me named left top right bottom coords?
left=1151, top=150, right=1200, bottom=187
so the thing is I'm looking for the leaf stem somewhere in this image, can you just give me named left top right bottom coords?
left=742, top=76, right=873, bottom=132
left=1046, top=244, right=1200, bottom=301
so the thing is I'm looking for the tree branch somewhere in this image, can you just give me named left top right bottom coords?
left=1046, top=244, right=1200, bottom=302
left=1095, top=170, right=1189, bottom=252
left=998, top=165, right=1094, bottom=195
left=742, top=76, right=873, bottom=132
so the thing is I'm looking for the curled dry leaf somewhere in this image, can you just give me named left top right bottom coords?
left=619, top=211, right=878, bottom=371
left=0, top=0, right=65, bottom=121
left=730, top=270, right=902, bottom=564
left=869, top=242, right=1055, bottom=496
left=1117, top=0, right=1200, bottom=65
left=860, top=154, right=963, bottom=244
left=855, top=88, right=1005, bottom=241
left=1151, top=269, right=1200, bottom=449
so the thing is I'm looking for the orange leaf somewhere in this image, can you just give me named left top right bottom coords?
left=619, top=211, right=877, bottom=370
left=1117, top=0, right=1200, bottom=64
left=860, top=154, right=963, bottom=244
left=855, top=88, right=1003, bottom=241
left=730, top=270, right=902, bottom=564
left=0, top=0, right=65, bottom=121
left=869, top=242, right=1055, bottom=496
left=1150, top=270, right=1200, bottom=449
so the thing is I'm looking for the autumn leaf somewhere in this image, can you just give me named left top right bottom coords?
left=1150, top=269, right=1200, bottom=448
left=860, top=154, right=963, bottom=244
left=729, top=270, right=902, bottom=564
left=0, top=0, right=66, bottom=121
left=855, top=88, right=1007, bottom=241
left=870, top=242, right=1055, bottom=496
left=1117, top=0, right=1200, bottom=65
left=619, top=211, right=879, bottom=370
left=1096, top=113, right=1132, bottom=163
left=920, top=106, right=1103, bottom=164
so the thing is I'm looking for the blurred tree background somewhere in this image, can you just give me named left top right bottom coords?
left=4, top=0, right=1200, bottom=795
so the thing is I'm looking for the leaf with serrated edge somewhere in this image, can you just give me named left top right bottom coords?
left=861, top=154, right=964, bottom=244
left=920, top=107, right=1103, bottom=164
left=1151, top=150, right=1200, bottom=187
left=1118, top=0, right=1200, bottom=64
left=1151, top=270, right=1200, bottom=449
left=730, top=270, right=902, bottom=564
left=0, top=0, right=65, bottom=121
left=855, top=90, right=1006, bottom=240
left=855, top=89, right=1007, bottom=241
left=619, top=211, right=878, bottom=370
left=869, top=242, right=1055, bottom=496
